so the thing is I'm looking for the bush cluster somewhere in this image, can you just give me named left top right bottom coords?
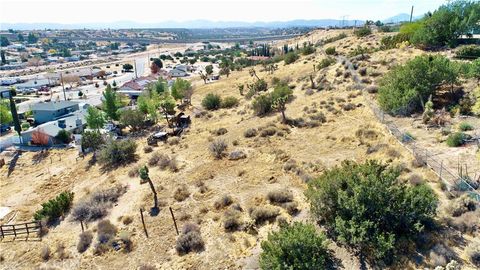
left=260, top=222, right=331, bottom=270
left=99, top=139, right=137, bottom=167
left=34, top=191, right=74, bottom=223
left=71, top=185, right=127, bottom=222
left=354, top=27, right=372, bottom=37
left=201, top=93, right=222, bottom=110
left=446, top=132, right=466, bottom=147
left=176, top=223, right=205, bottom=255
left=455, top=45, right=480, bottom=60
left=209, top=139, right=228, bottom=159
left=317, top=57, right=336, bottom=69
left=306, top=160, right=438, bottom=263
left=325, top=47, right=336, bottom=55
left=284, top=52, right=299, bottom=65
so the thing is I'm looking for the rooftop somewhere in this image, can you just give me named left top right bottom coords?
left=30, top=100, right=79, bottom=111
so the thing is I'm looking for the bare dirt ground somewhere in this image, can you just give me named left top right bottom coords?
left=0, top=29, right=478, bottom=270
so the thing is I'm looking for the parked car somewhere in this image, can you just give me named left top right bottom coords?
left=0, top=124, right=11, bottom=134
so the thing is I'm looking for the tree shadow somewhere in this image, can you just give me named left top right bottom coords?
left=7, top=151, right=21, bottom=177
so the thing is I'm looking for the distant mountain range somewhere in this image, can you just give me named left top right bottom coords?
left=0, top=14, right=422, bottom=30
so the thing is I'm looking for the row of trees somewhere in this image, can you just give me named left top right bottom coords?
left=398, top=0, right=479, bottom=48
left=378, top=55, right=480, bottom=115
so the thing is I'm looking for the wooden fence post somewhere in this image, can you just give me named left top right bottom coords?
left=25, top=223, right=29, bottom=236
left=80, top=220, right=84, bottom=232
left=169, top=207, right=179, bottom=235
left=0, top=225, right=3, bottom=238
left=440, top=161, right=443, bottom=179
left=140, top=208, right=148, bottom=238
left=12, top=225, right=16, bottom=238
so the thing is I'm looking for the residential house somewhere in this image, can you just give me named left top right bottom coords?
left=21, top=108, right=87, bottom=145
left=168, top=68, right=188, bottom=77
left=30, top=100, right=80, bottom=124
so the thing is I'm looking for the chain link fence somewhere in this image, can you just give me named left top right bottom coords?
left=363, top=95, right=480, bottom=201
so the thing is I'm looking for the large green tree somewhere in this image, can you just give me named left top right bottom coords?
left=411, top=0, right=480, bottom=47
left=85, top=106, right=106, bottom=130
left=306, top=160, right=438, bottom=263
left=0, top=101, right=13, bottom=124
left=171, top=78, right=192, bottom=101
left=102, top=84, right=119, bottom=120
left=378, top=55, right=459, bottom=115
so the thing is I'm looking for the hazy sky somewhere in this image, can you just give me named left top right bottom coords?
left=1, top=0, right=448, bottom=24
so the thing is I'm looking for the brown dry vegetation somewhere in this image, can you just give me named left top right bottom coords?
left=0, top=28, right=478, bottom=270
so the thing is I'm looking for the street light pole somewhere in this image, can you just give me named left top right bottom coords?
left=60, top=72, right=66, bottom=101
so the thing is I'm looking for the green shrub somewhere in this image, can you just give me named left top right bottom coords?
left=446, top=132, right=466, bottom=147
left=81, top=130, right=105, bottom=152
left=260, top=222, right=331, bottom=270
left=34, top=191, right=74, bottom=223
left=21, top=122, right=30, bottom=131
left=301, top=45, right=316, bottom=55
left=458, top=122, right=473, bottom=131
left=252, top=94, right=273, bottom=116
left=325, top=47, right=336, bottom=55
left=99, top=139, right=137, bottom=167
left=201, top=93, right=222, bottom=110
left=380, top=33, right=411, bottom=50
left=354, top=27, right=372, bottom=37
left=221, top=96, right=239, bottom=108
left=323, top=33, right=347, bottom=44
left=378, top=55, right=458, bottom=115
left=455, top=45, right=480, bottom=60
left=317, top=57, right=336, bottom=69
left=55, top=130, right=72, bottom=144
left=284, top=52, right=299, bottom=65
left=306, top=160, right=437, bottom=263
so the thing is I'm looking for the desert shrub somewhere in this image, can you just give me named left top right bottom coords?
left=55, top=242, right=68, bottom=260
left=143, top=146, right=153, bottom=153
left=259, top=222, right=331, bottom=270
left=282, top=202, right=299, bottom=215
left=366, top=85, right=378, bottom=93
left=99, top=139, right=137, bottom=167
left=221, top=96, right=239, bottom=108
left=213, top=127, right=228, bottom=136
left=446, top=132, right=466, bottom=147
left=174, top=185, right=190, bottom=201
left=445, top=194, right=478, bottom=217
left=317, top=57, right=336, bottom=69
left=226, top=148, right=246, bottom=160
left=119, top=109, right=145, bottom=131
left=244, top=128, right=258, bottom=138
left=429, top=244, right=455, bottom=267
left=224, top=208, right=243, bottom=232
left=408, top=174, right=425, bottom=186
left=209, top=139, right=227, bottom=159
left=97, top=219, right=117, bottom=244
left=149, top=153, right=178, bottom=172
left=354, top=27, right=372, bottom=37
left=306, top=160, right=438, bottom=263
left=267, top=190, right=293, bottom=204
left=323, top=33, right=347, bottom=43
left=119, top=231, right=133, bottom=252
left=301, top=45, right=316, bottom=55
left=260, top=127, right=277, bottom=137
left=122, top=215, right=133, bottom=225
left=55, top=130, right=72, bottom=144
left=77, top=231, right=93, bottom=253
left=176, top=225, right=205, bottom=255
left=455, top=45, right=480, bottom=60
left=309, top=112, right=326, bottom=122
left=81, top=130, right=105, bottom=152
left=325, top=47, right=336, bottom=55
left=71, top=185, right=126, bottom=222
left=252, top=94, right=273, bottom=116
left=202, top=93, right=222, bottom=110
left=40, top=245, right=51, bottom=261
left=358, top=67, right=367, bottom=76
left=458, top=122, right=473, bottom=131
left=249, top=206, right=280, bottom=225
left=342, top=103, right=355, bottom=111
left=214, top=195, right=234, bottom=209
left=378, top=55, right=459, bottom=115
left=284, top=52, right=299, bottom=65
left=138, top=264, right=157, bottom=270
left=34, top=191, right=74, bottom=223
left=465, top=241, right=480, bottom=266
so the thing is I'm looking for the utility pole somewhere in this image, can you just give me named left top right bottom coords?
left=410, top=6, right=414, bottom=22
left=134, top=59, right=138, bottom=79
left=59, top=72, right=67, bottom=101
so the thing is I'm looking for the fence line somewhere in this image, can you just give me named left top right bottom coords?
left=363, top=94, right=480, bottom=201
left=0, top=221, right=42, bottom=239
